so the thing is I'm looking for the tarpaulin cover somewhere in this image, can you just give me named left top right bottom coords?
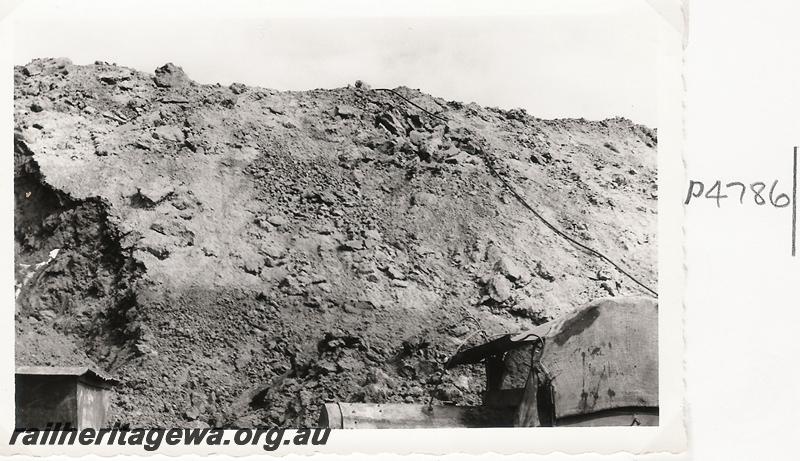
left=537, top=296, right=658, bottom=419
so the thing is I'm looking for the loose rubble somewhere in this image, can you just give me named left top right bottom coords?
left=14, top=58, right=657, bottom=427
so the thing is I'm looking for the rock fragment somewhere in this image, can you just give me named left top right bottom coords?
left=141, top=241, right=170, bottom=260
left=434, top=383, right=463, bottom=402
left=150, top=220, right=195, bottom=246
left=241, top=256, right=263, bottom=275
left=136, top=182, right=175, bottom=205
left=383, top=265, right=406, bottom=280
left=230, top=82, right=247, bottom=95
left=339, top=239, right=365, bottom=251
left=494, top=256, right=527, bottom=282
left=153, top=125, right=185, bottom=143
left=450, top=325, right=470, bottom=337
left=267, top=215, right=288, bottom=227
left=335, top=105, right=360, bottom=119
left=534, top=261, right=555, bottom=282
left=22, top=62, right=43, bottom=77
left=595, top=268, right=612, bottom=281
left=376, top=113, right=401, bottom=135
left=410, top=192, right=437, bottom=207
left=22, top=58, right=70, bottom=77
left=184, top=407, right=201, bottom=421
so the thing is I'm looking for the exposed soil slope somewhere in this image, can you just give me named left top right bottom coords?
left=14, top=58, right=657, bottom=427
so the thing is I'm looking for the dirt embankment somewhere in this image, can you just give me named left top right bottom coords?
left=14, top=58, right=657, bottom=427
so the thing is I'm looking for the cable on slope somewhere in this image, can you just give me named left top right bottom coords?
left=373, top=87, right=659, bottom=298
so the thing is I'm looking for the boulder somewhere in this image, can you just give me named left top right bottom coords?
left=487, top=275, right=513, bottom=303
left=154, top=63, right=189, bottom=88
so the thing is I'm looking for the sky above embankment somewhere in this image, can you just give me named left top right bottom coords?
left=10, top=0, right=667, bottom=127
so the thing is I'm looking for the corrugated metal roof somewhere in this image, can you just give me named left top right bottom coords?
left=16, top=366, right=119, bottom=385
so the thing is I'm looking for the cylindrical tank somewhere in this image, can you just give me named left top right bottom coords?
left=319, top=402, right=514, bottom=429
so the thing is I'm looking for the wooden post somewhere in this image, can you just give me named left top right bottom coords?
left=485, top=355, right=505, bottom=391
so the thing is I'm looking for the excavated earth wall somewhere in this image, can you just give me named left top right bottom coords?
left=14, top=58, right=657, bottom=427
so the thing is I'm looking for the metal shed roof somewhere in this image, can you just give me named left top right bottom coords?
left=16, top=366, right=119, bottom=385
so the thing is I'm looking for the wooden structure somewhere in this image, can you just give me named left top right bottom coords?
left=15, top=366, right=118, bottom=429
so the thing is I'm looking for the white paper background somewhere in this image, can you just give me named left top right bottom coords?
left=686, top=1, right=800, bottom=460
left=0, top=0, right=797, bottom=459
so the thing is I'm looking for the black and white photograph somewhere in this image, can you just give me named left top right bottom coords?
left=4, top=0, right=689, bottom=456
